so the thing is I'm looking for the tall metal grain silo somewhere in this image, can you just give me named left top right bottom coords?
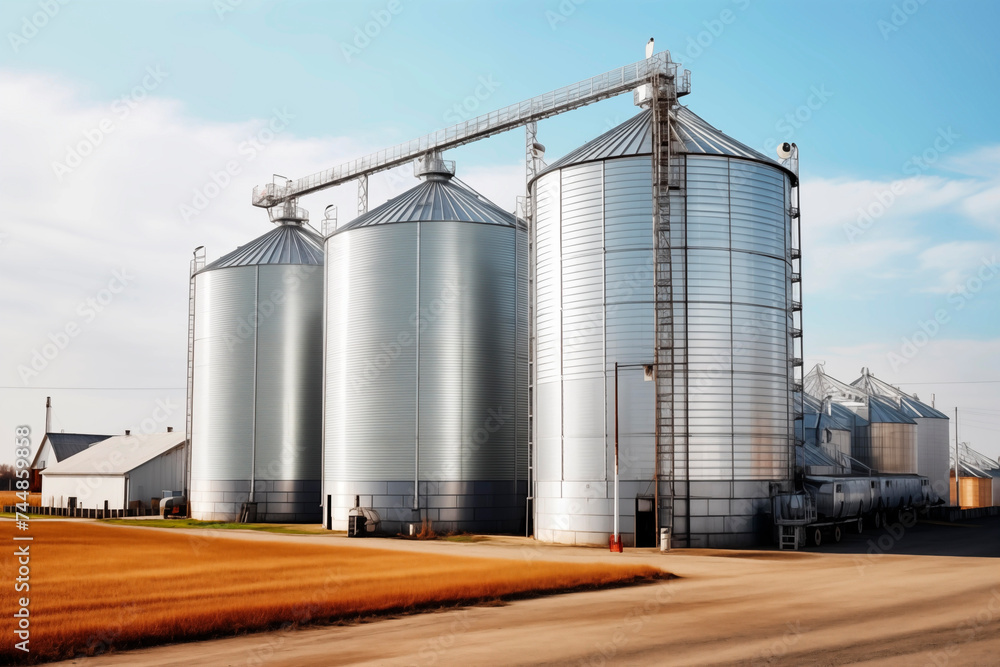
left=323, top=156, right=529, bottom=534
left=531, top=104, right=798, bottom=549
left=188, top=204, right=324, bottom=522
left=851, top=370, right=949, bottom=501
left=864, top=396, right=918, bottom=473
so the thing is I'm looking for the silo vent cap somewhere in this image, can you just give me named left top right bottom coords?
left=414, top=153, right=456, bottom=181
left=268, top=201, right=309, bottom=225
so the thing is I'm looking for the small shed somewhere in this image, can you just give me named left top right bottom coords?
left=40, top=432, right=186, bottom=511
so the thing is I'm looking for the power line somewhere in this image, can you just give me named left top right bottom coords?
left=895, top=380, right=1000, bottom=385
left=956, top=417, right=1000, bottom=427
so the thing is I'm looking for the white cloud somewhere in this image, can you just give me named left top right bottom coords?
left=962, top=184, right=1000, bottom=231
left=802, top=175, right=979, bottom=233
left=0, top=69, right=525, bottom=456
left=917, top=241, right=999, bottom=294
left=799, top=152, right=1000, bottom=296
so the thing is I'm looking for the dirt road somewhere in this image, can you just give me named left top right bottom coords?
left=52, top=518, right=1000, bottom=666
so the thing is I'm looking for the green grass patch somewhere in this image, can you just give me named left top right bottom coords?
left=442, top=534, right=488, bottom=543
left=100, top=518, right=332, bottom=535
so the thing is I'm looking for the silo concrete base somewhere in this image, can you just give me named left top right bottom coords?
left=533, top=479, right=788, bottom=549
left=324, top=480, right=527, bottom=535
left=190, top=479, right=321, bottom=523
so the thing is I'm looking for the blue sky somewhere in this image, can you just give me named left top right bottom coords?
left=1, top=0, right=998, bottom=461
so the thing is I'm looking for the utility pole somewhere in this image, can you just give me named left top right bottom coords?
left=612, top=362, right=621, bottom=552
left=954, top=407, right=960, bottom=508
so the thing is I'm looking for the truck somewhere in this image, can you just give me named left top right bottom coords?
left=773, top=473, right=934, bottom=549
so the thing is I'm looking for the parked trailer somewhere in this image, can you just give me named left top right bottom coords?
left=774, top=473, right=934, bottom=549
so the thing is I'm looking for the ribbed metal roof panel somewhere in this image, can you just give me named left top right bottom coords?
left=674, top=107, right=778, bottom=163
left=897, top=396, right=949, bottom=419
left=538, top=107, right=784, bottom=177
left=46, top=433, right=111, bottom=463
left=802, top=393, right=861, bottom=431
left=201, top=224, right=324, bottom=272
left=799, top=442, right=843, bottom=469
left=850, top=373, right=949, bottom=419
left=338, top=179, right=516, bottom=232
left=868, top=395, right=917, bottom=424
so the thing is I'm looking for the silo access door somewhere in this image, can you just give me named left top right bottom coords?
left=635, top=497, right=656, bottom=547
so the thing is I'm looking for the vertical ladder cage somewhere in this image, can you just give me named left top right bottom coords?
left=790, top=166, right=804, bottom=483
left=185, top=248, right=206, bottom=500
left=524, top=122, right=540, bottom=538
left=651, top=73, right=682, bottom=548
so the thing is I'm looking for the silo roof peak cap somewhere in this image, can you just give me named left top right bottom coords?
left=267, top=201, right=309, bottom=225
left=414, top=153, right=456, bottom=181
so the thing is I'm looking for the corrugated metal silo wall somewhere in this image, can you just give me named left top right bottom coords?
left=533, top=154, right=793, bottom=549
left=323, top=220, right=528, bottom=533
left=914, top=417, right=950, bottom=502
left=957, top=476, right=993, bottom=509
left=190, top=263, right=323, bottom=522
left=868, top=423, right=918, bottom=474
left=852, top=423, right=872, bottom=467
left=830, top=430, right=851, bottom=459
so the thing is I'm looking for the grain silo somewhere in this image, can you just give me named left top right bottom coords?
left=851, top=369, right=949, bottom=501
left=323, top=156, right=529, bottom=534
left=188, top=204, right=324, bottom=522
left=804, top=365, right=918, bottom=476
left=800, top=393, right=854, bottom=460
left=951, top=443, right=999, bottom=509
left=864, top=396, right=918, bottom=473
left=531, top=102, right=799, bottom=549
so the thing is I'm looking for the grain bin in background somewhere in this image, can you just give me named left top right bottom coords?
left=852, top=369, right=950, bottom=501
left=799, top=393, right=855, bottom=460
left=863, top=396, right=919, bottom=474
left=323, top=156, right=529, bottom=534
left=188, top=204, right=324, bottom=522
left=804, top=365, right=919, bottom=477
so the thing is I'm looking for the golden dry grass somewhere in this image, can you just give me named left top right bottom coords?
left=0, top=521, right=665, bottom=664
left=0, top=491, right=41, bottom=507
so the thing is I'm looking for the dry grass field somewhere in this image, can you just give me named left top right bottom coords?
left=0, top=491, right=41, bottom=507
left=0, top=520, right=664, bottom=664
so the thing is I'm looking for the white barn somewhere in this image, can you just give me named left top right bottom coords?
left=41, top=432, right=186, bottom=510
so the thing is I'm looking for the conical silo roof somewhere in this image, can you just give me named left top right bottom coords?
left=802, top=393, right=863, bottom=432
left=338, top=176, right=516, bottom=232
left=536, top=107, right=791, bottom=179
left=804, top=365, right=869, bottom=404
left=796, top=442, right=845, bottom=469
left=953, top=442, right=1000, bottom=478
left=868, top=395, right=917, bottom=424
left=200, top=224, right=324, bottom=272
left=896, top=396, right=949, bottom=419
left=850, top=371, right=949, bottom=419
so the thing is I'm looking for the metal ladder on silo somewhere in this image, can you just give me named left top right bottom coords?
left=789, top=156, right=804, bottom=481
left=184, top=248, right=206, bottom=498
left=651, top=74, right=683, bottom=548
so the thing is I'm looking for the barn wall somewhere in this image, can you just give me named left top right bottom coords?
left=42, top=475, right=125, bottom=509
